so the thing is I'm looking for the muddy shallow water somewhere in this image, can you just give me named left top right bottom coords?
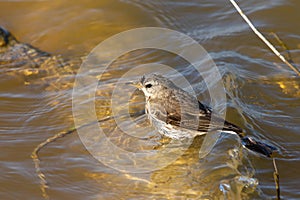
left=0, top=0, right=300, bottom=199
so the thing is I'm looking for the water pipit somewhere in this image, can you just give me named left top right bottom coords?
left=130, top=73, right=276, bottom=157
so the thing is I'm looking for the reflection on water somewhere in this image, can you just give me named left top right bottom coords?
left=0, top=0, right=300, bottom=199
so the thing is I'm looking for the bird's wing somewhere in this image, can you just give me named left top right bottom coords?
left=164, top=100, right=243, bottom=134
left=149, top=94, right=243, bottom=134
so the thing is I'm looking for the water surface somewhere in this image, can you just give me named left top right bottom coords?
left=0, top=0, right=299, bottom=199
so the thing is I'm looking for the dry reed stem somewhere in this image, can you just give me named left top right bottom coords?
left=229, top=1, right=284, bottom=199
left=270, top=32, right=294, bottom=64
left=229, top=0, right=300, bottom=76
left=273, top=158, right=280, bottom=200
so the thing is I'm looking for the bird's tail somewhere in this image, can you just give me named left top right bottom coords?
left=223, top=121, right=277, bottom=157
left=241, top=136, right=277, bottom=157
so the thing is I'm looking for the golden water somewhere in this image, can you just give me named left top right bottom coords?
left=0, top=0, right=299, bottom=199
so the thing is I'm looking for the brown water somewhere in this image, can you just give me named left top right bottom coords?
left=1, top=0, right=300, bottom=199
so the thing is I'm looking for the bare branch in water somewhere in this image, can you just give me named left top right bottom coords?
left=31, top=116, right=113, bottom=199
left=31, top=110, right=145, bottom=198
left=31, top=128, right=76, bottom=199
left=229, top=0, right=300, bottom=76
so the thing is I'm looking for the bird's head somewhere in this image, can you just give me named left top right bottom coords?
left=130, top=74, right=177, bottom=99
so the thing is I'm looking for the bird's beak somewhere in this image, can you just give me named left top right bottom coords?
left=127, top=81, right=143, bottom=89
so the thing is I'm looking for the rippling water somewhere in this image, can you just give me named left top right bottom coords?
left=0, top=0, right=299, bottom=199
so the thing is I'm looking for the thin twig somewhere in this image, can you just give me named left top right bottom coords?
left=31, top=128, right=76, bottom=199
left=229, top=0, right=300, bottom=76
left=273, top=158, right=280, bottom=200
left=229, top=1, right=283, bottom=198
left=31, top=116, right=113, bottom=199
left=270, top=32, right=294, bottom=64
left=31, top=110, right=146, bottom=199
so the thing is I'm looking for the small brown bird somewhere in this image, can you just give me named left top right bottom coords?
left=131, top=73, right=276, bottom=157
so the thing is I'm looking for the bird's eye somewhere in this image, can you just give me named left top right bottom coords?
left=145, top=83, right=152, bottom=88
